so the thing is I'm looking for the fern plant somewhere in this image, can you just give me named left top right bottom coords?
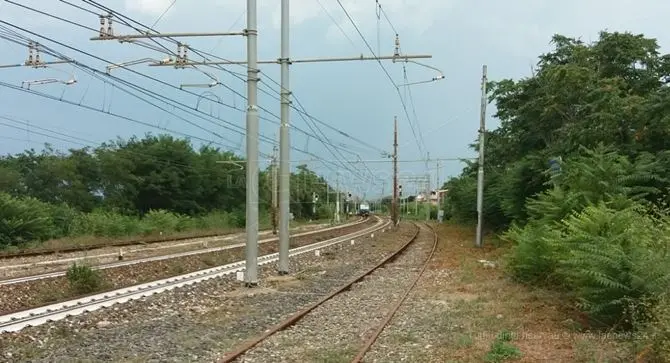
left=554, top=203, right=670, bottom=329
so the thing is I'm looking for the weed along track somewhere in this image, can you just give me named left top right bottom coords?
left=0, top=217, right=374, bottom=315
left=218, top=221, right=438, bottom=363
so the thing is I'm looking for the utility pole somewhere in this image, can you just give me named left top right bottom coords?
left=244, top=0, right=260, bottom=285
left=325, top=183, right=330, bottom=221
left=392, top=116, right=399, bottom=227
left=476, top=65, right=488, bottom=248
left=89, top=4, right=440, bottom=278
left=425, top=173, right=430, bottom=221
left=414, top=182, right=418, bottom=215
left=436, top=159, right=442, bottom=222
left=335, top=173, right=341, bottom=223
left=277, top=0, right=291, bottom=275
left=425, top=152, right=430, bottom=222
left=271, top=143, right=278, bottom=234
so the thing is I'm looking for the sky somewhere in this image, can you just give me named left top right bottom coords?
left=0, top=0, right=669, bottom=199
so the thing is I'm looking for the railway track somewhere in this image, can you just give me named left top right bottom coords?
left=0, top=216, right=390, bottom=333
left=218, top=221, right=437, bottom=363
left=0, top=221, right=337, bottom=259
left=0, top=217, right=367, bottom=286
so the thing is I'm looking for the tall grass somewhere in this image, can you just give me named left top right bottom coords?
left=0, top=192, right=248, bottom=249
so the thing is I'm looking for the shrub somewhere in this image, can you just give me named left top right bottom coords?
left=635, top=294, right=670, bottom=362
left=141, top=209, right=182, bottom=234
left=47, top=203, right=81, bottom=238
left=71, top=210, right=143, bottom=237
left=555, top=204, right=670, bottom=329
left=66, top=262, right=102, bottom=294
left=0, top=193, right=54, bottom=247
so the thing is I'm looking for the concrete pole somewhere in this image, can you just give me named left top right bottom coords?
left=476, top=65, right=487, bottom=248
left=244, top=0, right=260, bottom=286
left=271, top=144, right=278, bottom=234
left=278, top=0, right=291, bottom=274
left=424, top=174, right=431, bottom=222
left=392, top=116, right=398, bottom=226
left=436, top=159, right=441, bottom=221
left=335, top=173, right=340, bottom=223
left=326, top=183, right=330, bottom=221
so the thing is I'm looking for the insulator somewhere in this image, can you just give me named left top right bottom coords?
left=99, top=15, right=106, bottom=37
left=106, top=15, right=113, bottom=36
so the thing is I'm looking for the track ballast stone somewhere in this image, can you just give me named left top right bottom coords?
left=0, top=221, right=411, bottom=362
left=232, top=223, right=434, bottom=363
left=0, top=219, right=375, bottom=314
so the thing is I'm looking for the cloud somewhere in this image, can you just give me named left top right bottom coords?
left=123, top=0, right=176, bottom=17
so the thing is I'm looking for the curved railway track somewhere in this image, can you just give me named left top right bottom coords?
left=0, top=217, right=367, bottom=286
left=0, top=216, right=390, bottom=333
left=0, top=220, right=343, bottom=259
left=218, top=221, right=438, bottom=363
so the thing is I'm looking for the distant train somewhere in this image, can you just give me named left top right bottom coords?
left=358, top=203, right=370, bottom=217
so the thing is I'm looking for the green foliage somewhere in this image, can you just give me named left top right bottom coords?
left=71, top=210, right=143, bottom=238
left=484, top=330, right=522, bottom=362
left=66, top=262, right=102, bottom=294
left=555, top=204, right=670, bottom=328
left=635, top=294, right=670, bottom=362
left=0, top=134, right=334, bottom=247
left=443, top=30, right=670, bottom=340
left=141, top=209, right=182, bottom=234
left=0, top=193, right=54, bottom=246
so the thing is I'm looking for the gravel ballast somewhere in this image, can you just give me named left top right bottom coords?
left=0, top=220, right=411, bottom=362
left=230, top=222, right=435, bottom=363
left=0, top=222, right=332, bottom=280
left=0, top=218, right=374, bottom=314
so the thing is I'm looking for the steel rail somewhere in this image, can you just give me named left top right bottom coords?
left=0, top=217, right=389, bottom=333
left=350, top=222, right=438, bottom=363
left=217, top=221, right=422, bottom=363
left=0, top=218, right=368, bottom=286
left=0, top=220, right=351, bottom=259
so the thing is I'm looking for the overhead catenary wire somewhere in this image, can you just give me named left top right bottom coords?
left=68, top=0, right=391, bottom=165
left=14, top=0, right=386, bottom=167
left=0, top=23, right=362, bottom=175
left=79, top=1, right=377, bottom=184
left=3, top=2, right=385, bottom=186
left=0, top=115, right=220, bottom=173
left=336, top=0, right=426, bottom=158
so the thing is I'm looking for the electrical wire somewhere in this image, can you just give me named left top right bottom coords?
left=4, top=1, right=380, bottom=184
left=10, top=1, right=382, bottom=162
left=150, top=0, right=176, bottom=29
left=72, top=0, right=389, bottom=159
left=335, top=0, right=426, bottom=157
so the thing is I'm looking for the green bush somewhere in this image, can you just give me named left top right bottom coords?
left=555, top=204, right=670, bottom=328
left=504, top=147, right=670, bottom=329
left=195, top=210, right=241, bottom=229
left=635, top=294, right=670, bottom=362
left=47, top=203, right=82, bottom=238
left=0, top=192, right=54, bottom=247
left=141, top=209, right=182, bottom=234
left=66, top=262, right=102, bottom=294
left=71, top=210, right=143, bottom=237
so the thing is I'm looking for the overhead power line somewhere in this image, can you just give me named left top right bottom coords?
left=9, top=0, right=386, bottom=173
left=0, top=21, right=372, bottom=179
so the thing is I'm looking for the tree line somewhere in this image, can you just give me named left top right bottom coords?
left=443, top=31, right=670, bottom=357
left=0, top=134, right=337, bottom=247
